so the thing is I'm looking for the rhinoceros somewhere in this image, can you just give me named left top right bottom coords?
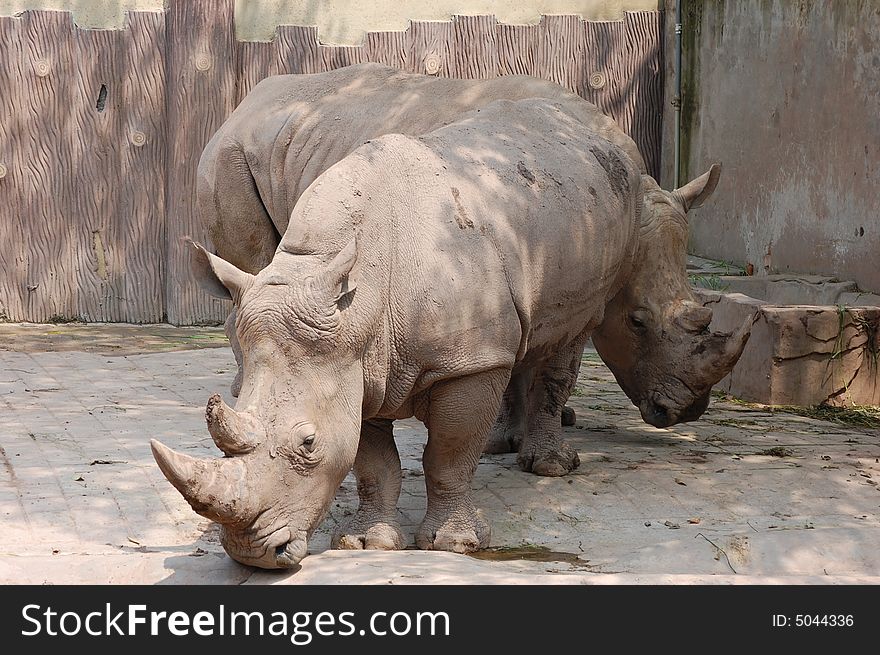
left=153, top=98, right=751, bottom=568
left=198, top=63, right=645, bottom=475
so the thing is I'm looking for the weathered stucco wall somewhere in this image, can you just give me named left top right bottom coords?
left=662, top=0, right=880, bottom=293
left=0, top=0, right=661, bottom=42
left=233, top=0, right=661, bottom=43
left=0, top=1, right=161, bottom=27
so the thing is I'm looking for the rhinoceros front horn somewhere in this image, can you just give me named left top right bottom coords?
left=150, top=439, right=252, bottom=525
left=206, top=394, right=264, bottom=455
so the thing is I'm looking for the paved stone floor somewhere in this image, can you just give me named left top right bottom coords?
left=1, top=323, right=879, bottom=584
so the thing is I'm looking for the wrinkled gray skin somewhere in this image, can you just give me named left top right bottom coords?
left=199, top=62, right=647, bottom=476
left=153, top=99, right=751, bottom=569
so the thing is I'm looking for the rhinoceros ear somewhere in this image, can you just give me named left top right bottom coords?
left=187, top=239, right=254, bottom=301
left=673, top=163, right=721, bottom=212
left=322, top=237, right=359, bottom=302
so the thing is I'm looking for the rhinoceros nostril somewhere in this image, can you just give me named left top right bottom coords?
left=642, top=396, right=677, bottom=428
left=652, top=405, right=669, bottom=424
left=275, top=543, right=288, bottom=558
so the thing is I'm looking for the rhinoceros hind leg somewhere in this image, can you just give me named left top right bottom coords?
left=416, top=369, right=510, bottom=553
left=332, top=419, right=405, bottom=551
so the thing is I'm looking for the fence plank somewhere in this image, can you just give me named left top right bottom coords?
left=237, top=40, right=274, bottom=105
left=581, top=21, right=627, bottom=129
left=624, top=11, right=664, bottom=179
left=164, top=0, right=236, bottom=325
left=452, top=15, right=497, bottom=79
left=69, top=27, right=124, bottom=322
left=321, top=45, right=367, bottom=71
left=0, top=17, right=26, bottom=321
left=536, top=15, right=585, bottom=93
left=496, top=22, right=539, bottom=77
left=275, top=25, right=322, bottom=75
left=121, top=11, right=167, bottom=322
left=363, top=30, right=409, bottom=70
left=20, top=11, right=77, bottom=322
left=408, top=21, right=454, bottom=77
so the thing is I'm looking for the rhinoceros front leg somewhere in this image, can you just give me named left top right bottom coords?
left=332, top=419, right=405, bottom=551
left=416, top=368, right=510, bottom=553
left=224, top=307, right=243, bottom=398
left=516, top=341, right=582, bottom=477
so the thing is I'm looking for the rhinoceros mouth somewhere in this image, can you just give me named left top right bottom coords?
left=274, top=538, right=309, bottom=568
left=220, top=525, right=309, bottom=569
left=675, top=392, right=711, bottom=424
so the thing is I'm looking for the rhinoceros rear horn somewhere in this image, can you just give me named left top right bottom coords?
left=206, top=394, right=264, bottom=455
left=321, top=237, right=359, bottom=300
left=151, top=439, right=252, bottom=524
left=673, top=163, right=722, bottom=212
left=676, top=301, right=714, bottom=333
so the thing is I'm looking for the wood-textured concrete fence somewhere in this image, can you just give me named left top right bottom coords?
left=0, top=0, right=663, bottom=325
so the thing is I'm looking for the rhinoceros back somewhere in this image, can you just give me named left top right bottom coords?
left=205, top=63, right=643, bottom=237
left=280, top=98, right=642, bottom=393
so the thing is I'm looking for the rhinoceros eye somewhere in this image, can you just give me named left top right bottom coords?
left=629, top=309, right=651, bottom=332
left=275, top=423, right=320, bottom=469
left=293, top=423, right=317, bottom=453
left=281, top=423, right=317, bottom=452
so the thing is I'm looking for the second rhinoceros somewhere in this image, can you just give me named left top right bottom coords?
left=153, top=98, right=751, bottom=569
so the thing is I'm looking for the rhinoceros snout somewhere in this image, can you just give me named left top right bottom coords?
left=640, top=392, right=711, bottom=428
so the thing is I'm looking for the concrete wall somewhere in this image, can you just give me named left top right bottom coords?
left=662, top=0, right=880, bottom=293
left=0, top=0, right=661, bottom=42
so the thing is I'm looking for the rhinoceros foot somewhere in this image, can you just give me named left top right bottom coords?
left=331, top=518, right=405, bottom=551
left=517, top=434, right=580, bottom=477
left=561, top=405, right=577, bottom=426
left=416, top=506, right=490, bottom=554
